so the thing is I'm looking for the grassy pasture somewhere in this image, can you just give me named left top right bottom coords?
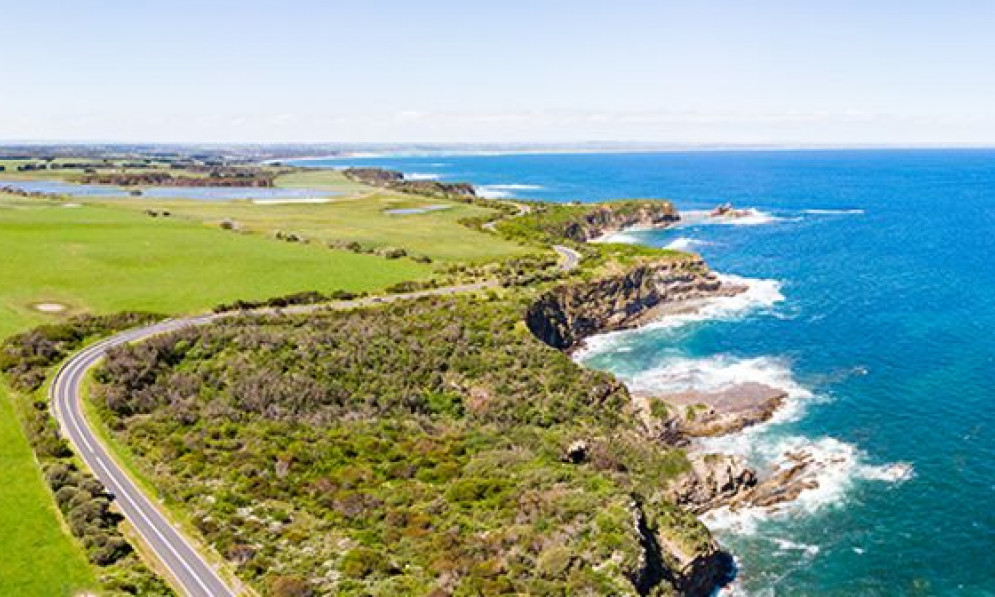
left=105, top=191, right=526, bottom=264
left=0, top=195, right=437, bottom=593
left=0, top=199, right=433, bottom=337
left=0, top=384, right=95, bottom=596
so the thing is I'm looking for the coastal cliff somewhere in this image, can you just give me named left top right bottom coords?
left=343, top=167, right=477, bottom=200
left=526, top=255, right=741, bottom=351
left=561, top=201, right=680, bottom=242
left=524, top=251, right=822, bottom=543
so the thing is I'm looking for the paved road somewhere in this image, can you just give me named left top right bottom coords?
left=552, top=244, right=581, bottom=271
left=481, top=201, right=531, bottom=232
left=479, top=203, right=578, bottom=272
left=51, top=316, right=233, bottom=597
left=49, top=281, right=497, bottom=597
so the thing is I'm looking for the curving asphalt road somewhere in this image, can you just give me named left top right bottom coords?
left=49, top=281, right=497, bottom=596
left=50, top=315, right=234, bottom=597
left=552, top=244, right=581, bottom=272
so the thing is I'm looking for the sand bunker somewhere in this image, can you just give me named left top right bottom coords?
left=33, top=302, right=68, bottom=313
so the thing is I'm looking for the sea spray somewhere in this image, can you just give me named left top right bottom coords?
left=665, top=237, right=716, bottom=251
left=682, top=208, right=788, bottom=227
left=404, top=172, right=441, bottom=181
left=475, top=183, right=544, bottom=198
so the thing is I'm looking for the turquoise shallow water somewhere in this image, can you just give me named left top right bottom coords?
left=295, top=151, right=995, bottom=595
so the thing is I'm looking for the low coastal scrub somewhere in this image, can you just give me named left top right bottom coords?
left=212, top=289, right=363, bottom=313
left=438, top=253, right=563, bottom=287
left=493, top=200, right=677, bottom=246
left=0, top=312, right=164, bottom=392
left=89, top=296, right=714, bottom=595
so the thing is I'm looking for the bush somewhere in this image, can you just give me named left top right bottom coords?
left=0, top=311, right=164, bottom=391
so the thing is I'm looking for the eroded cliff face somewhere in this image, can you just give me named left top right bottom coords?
left=563, top=201, right=680, bottom=242
left=526, top=256, right=741, bottom=352
left=343, top=167, right=477, bottom=200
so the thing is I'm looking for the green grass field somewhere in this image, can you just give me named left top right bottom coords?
left=0, top=385, right=95, bottom=596
left=0, top=194, right=442, bottom=594
left=0, top=199, right=434, bottom=338
left=105, top=192, right=526, bottom=263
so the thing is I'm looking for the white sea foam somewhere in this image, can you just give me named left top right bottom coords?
left=574, top=275, right=784, bottom=360
left=486, top=184, right=543, bottom=190
left=475, top=183, right=543, bottom=199
left=643, top=274, right=784, bottom=330
left=405, top=172, right=440, bottom=181
left=665, top=237, right=715, bottom=251
left=590, top=229, right=647, bottom=244
left=683, top=208, right=787, bottom=227
left=626, top=352, right=915, bottom=536
left=702, top=434, right=915, bottom=535
left=772, top=538, right=820, bottom=557
left=802, top=208, right=865, bottom=215
left=629, top=355, right=811, bottom=409
left=476, top=187, right=512, bottom=199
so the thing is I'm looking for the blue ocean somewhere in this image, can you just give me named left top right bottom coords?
left=294, top=151, right=995, bottom=595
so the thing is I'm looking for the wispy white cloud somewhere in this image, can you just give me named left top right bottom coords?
left=0, top=109, right=991, bottom=144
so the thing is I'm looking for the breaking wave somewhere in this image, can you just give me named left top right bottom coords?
left=665, top=237, right=715, bottom=251
left=702, top=434, right=914, bottom=536
left=475, top=183, right=543, bottom=199
left=574, top=275, right=785, bottom=360
left=683, top=208, right=788, bottom=227
left=404, top=172, right=440, bottom=181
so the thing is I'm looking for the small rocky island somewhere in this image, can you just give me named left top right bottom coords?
left=709, top=202, right=753, bottom=219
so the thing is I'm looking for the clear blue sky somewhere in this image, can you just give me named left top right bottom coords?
left=2, top=0, right=994, bottom=144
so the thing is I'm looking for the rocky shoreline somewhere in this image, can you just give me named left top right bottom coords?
left=522, top=214, right=827, bottom=594
left=529, top=264, right=807, bottom=512
left=525, top=256, right=741, bottom=352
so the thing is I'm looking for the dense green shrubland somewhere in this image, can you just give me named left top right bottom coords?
left=90, top=296, right=706, bottom=595
left=0, top=312, right=164, bottom=391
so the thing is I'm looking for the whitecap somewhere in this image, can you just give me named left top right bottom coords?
left=627, top=354, right=815, bottom=428
left=683, top=208, right=786, bottom=227
left=590, top=230, right=645, bottom=244
left=475, top=183, right=543, bottom=199
left=405, top=172, right=440, bottom=181
left=628, top=355, right=811, bottom=402
left=476, top=187, right=512, bottom=199
left=483, top=184, right=543, bottom=190
left=635, top=274, right=784, bottom=331
left=665, top=237, right=714, bottom=251
left=772, top=538, right=820, bottom=557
